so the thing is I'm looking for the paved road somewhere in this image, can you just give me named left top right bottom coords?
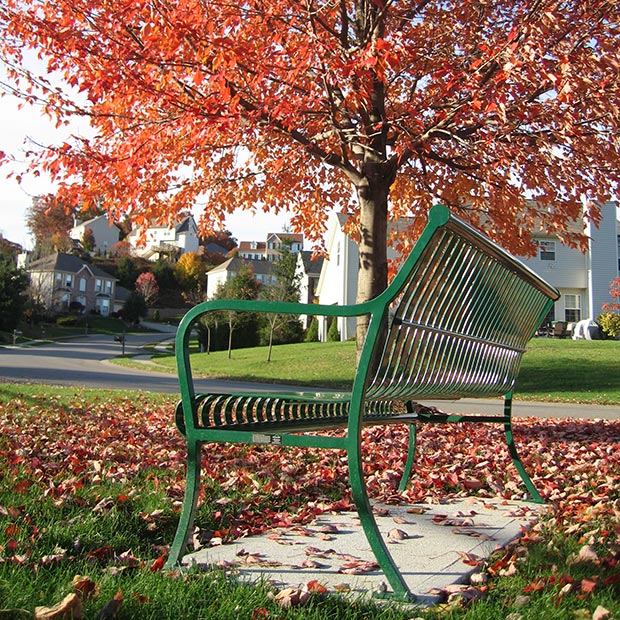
left=1, top=333, right=619, bottom=419
left=0, top=332, right=303, bottom=396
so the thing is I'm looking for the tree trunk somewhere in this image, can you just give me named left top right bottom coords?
left=354, top=161, right=395, bottom=353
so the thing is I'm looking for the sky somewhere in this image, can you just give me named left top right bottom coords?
left=0, top=91, right=298, bottom=251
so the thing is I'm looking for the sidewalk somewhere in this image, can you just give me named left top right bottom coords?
left=186, top=497, right=544, bottom=605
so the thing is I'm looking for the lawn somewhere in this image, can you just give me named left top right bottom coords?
left=0, top=384, right=618, bottom=619
left=131, top=337, right=620, bottom=405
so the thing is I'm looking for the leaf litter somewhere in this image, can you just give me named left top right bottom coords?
left=1, top=394, right=620, bottom=611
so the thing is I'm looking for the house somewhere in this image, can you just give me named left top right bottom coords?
left=265, top=232, right=303, bottom=261
left=519, top=201, right=619, bottom=324
left=237, top=233, right=304, bottom=262
left=295, top=251, right=324, bottom=328
left=205, top=256, right=276, bottom=299
left=315, top=202, right=620, bottom=341
left=69, top=215, right=120, bottom=254
left=28, top=253, right=118, bottom=317
left=314, top=214, right=414, bottom=341
left=237, top=240, right=267, bottom=261
left=127, top=215, right=200, bottom=260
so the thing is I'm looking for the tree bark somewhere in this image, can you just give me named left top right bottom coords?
left=354, top=159, right=396, bottom=353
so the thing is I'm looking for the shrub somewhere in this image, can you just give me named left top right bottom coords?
left=597, top=312, right=620, bottom=338
left=305, top=317, right=319, bottom=342
left=327, top=317, right=340, bottom=342
left=56, top=315, right=78, bottom=327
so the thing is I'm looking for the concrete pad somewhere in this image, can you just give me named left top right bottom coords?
left=185, top=497, right=544, bottom=605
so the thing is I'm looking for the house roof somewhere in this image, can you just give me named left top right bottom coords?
left=28, top=253, right=117, bottom=280
left=175, top=216, right=197, bottom=233
left=206, top=255, right=274, bottom=276
left=267, top=232, right=304, bottom=243
left=73, top=214, right=120, bottom=230
left=238, top=241, right=267, bottom=252
left=299, top=250, right=324, bottom=277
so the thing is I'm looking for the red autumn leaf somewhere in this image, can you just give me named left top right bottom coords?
left=580, top=578, right=597, bottom=594
left=149, top=553, right=167, bottom=572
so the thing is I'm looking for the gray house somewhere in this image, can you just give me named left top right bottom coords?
left=28, top=253, right=119, bottom=316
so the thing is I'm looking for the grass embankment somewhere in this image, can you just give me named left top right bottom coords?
left=134, top=338, right=620, bottom=405
left=0, top=384, right=619, bottom=619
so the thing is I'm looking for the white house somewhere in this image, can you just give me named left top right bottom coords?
left=205, top=256, right=276, bottom=299
left=127, top=215, right=200, bottom=260
left=295, top=251, right=324, bottom=328
left=315, top=203, right=620, bottom=341
left=69, top=215, right=120, bottom=255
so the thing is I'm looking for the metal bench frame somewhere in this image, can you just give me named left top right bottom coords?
left=165, top=205, right=560, bottom=601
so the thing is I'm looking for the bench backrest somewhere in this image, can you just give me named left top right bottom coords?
left=365, top=205, right=560, bottom=401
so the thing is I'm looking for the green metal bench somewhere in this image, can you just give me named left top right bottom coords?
left=165, top=204, right=560, bottom=601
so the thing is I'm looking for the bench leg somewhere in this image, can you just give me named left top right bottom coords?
left=165, top=440, right=203, bottom=569
left=348, top=439, right=415, bottom=602
left=503, top=396, right=544, bottom=504
left=398, top=423, right=417, bottom=493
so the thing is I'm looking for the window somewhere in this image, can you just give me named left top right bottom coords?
left=79, top=278, right=87, bottom=292
left=564, top=294, right=581, bottom=323
left=65, top=274, right=73, bottom=288
left=538, top=240, right=556, bottom=261
left=95, top=279, right=102, bottom=292
left=104, top=280, right=112, bottom=294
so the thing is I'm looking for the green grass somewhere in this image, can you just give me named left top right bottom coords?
left=124, top=337, right=620, bottom=405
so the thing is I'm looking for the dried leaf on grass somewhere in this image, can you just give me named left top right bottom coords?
left=34, top=593, right=83, bottom=620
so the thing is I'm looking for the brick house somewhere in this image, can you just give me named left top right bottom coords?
left=28, top=253, right=118, bottom=317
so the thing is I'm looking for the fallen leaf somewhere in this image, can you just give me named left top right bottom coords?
left=34, top=593, right=83, bottom=620
left=387, top=528, right=409, bottom=540
left=592, top=605, right=611, bottom=620
left=95, top=590, right=122, bottom=620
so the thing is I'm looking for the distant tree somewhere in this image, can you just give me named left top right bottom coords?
left=175, top=252, right=208, bottom=292
left=327, top=317, right=340, bottom=342
left=214, top=264, right=262, bottom=358
left=116, top=257, right=139, bottom=290
left=602, top=278, right=620, bottom=313
left=135, top=272, right=159, bottom=307
left=259, top=244, right=303, bottom=361
left=123, top=291, right=147, bottom=324
left=26, top=195, right=74, bottom=257
left=151, top=259, right=177, bottom=290
left=110, top=240, right=132, bottom=258
left=82, top=227, right=95, bottom=253
left=201, top=230, right=237, bottom=254
left=0, top=255, right=29, bottom=331
left=305, top=318, right=319, bottom=343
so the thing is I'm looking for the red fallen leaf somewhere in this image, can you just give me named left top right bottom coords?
left=456, top=551, right=483, bottom=567
left=580, top=578, right=597, bottom=594
left=149, top=553, right=167, bottom=572
left=133, top=592, right=149, bottom=604
left=306, top=580, right=328, bottom=594
left=523, top=579, right=545, bottom=593
left=87, top=546, right=114, bottom=561
left=5, top=524, right=20, bottom=537
left=6, top=538, right=18, bottom=553
left=116, top=494, right=131, bottom=503
left=72, top=575, right=97, bottom=600
left=338, top=560, right=380, bottom=574
left=252, top=609, right=269, bottom=620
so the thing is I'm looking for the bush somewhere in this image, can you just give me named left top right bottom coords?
left=327, top=317, right=340, bottom=342
left=56, top=315, right=78, bottom=327
left=305, top=317, right=319, bottom=342
left=597, top=312, right=620, bottom=338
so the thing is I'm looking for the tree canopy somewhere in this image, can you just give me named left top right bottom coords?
left=2, top=0, right=619, bottom=326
